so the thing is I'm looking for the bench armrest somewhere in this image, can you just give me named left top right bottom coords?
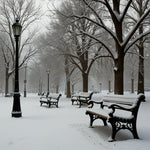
left=108, top=104, right=133, bottom=117
left=88, top=100, right=103, bottom=108
left=109, top=103, right=133, bottom=110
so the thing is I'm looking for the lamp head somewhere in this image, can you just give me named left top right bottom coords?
left=46, top=70, right=50, bottom=75
left=12, top=19, right=22, bottom=37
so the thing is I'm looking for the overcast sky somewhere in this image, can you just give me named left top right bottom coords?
left=35, top=0, right=62, bottom=32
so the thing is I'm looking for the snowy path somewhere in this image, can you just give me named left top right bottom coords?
left=0, top=93, right=150, bottom=150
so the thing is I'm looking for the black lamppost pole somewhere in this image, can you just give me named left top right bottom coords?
left=11, top=19, right=22, bottom=118
left=24, top=64, right=27, bottom=97
left=46, top=70, right=50, bottom=94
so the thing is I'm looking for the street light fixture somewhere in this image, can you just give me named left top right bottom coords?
left=46, top=69, right=50, bottom=94
left=11, top=19, right=22, bottom=118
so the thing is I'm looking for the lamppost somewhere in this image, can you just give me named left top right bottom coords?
left=11, top=19, right=22, bottom=118
left=99, top=83, right=102, bottom=93
left=24, top=64, right=27, bottom=97
left=46, top=69, right=50, bottom=94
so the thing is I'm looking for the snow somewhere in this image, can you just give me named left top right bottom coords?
left=0, top=92, right=150, bottom=150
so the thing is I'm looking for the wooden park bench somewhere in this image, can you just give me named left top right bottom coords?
left=71, top=92, right=93, bottom=108
left=86, top=94, right=145, bottom=141
left=40, top=93, right=62, bottom=108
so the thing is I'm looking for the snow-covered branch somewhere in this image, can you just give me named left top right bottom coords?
left=123, top=7, right=150, bottom=48
left=80, top=30, right=117, bottom=59
left=120, top=0, right=132, bottom=22
left=125, top=30, right=150, bottom=54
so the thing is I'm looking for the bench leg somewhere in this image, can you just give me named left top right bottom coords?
left=88, top=114, right=107, bottom=127
left=79, top=101, right=82, bottom=108
left=132, top=122, right=139, bottom=139
left=110, top=123, right=117, bottom=142
left=108, top=118, right=119, bottom=141
left=56, top=103, right=58, bottom=108
left=89, top=114, right=94, bottom=127
left=102, top=118, right=107, bottom=126
left=72, top=100, right=74, bottom=105
left=109, top=118, right=139, bottom=141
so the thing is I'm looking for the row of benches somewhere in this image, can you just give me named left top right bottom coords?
left=39, top=92, right=145, bottom=142
left=71, top=92, right=145, bottom=141
left=39, top=91, right=93, bottom=108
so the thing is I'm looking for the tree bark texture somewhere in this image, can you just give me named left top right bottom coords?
left=65, top=57, right=71, bottom=98
left=137, top=26, right=144, bottom=94
left=82, top=73, right=88, bottom=92
left=114, top=51, right=124, bottom=95
left=5, top=68, right=9, bottom=97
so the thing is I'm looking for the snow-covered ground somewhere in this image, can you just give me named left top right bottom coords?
left=0, top=92, right=150, bottom=150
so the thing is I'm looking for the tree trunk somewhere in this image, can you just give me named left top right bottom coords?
left=72, top=84, right=74, bottom=95
left=108, top=80, right=111, bottom=93
left=114, top=54, right=124, bottom=95
left=5, top=68, right=9, bottom=97
left=112, top=1, right=124, bottom=95
left=131, top=78, right=134, bottom=93
left=82, top=73, right=88, bottom=92
left=66, top=80, right=71, bottom=98
left=65, top=57, right=71, bottom=98
left=56, top=85, right=59, bottom=94
left=12, top=76, right=15, bottom=92
left=138, top=53, right=144, bottom=94
left=137, top=26, right=144, bottom=94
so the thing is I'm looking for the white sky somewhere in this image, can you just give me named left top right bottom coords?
left=34, top=0, right=63, bottom=33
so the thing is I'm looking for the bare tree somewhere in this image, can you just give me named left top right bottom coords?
left=55, top=0, right=111, bottom=92
left=72, top=0, right=150, bottom=94
left=127, top=0, right=150, bottom=94
left=0, top=45, right=5, bottom=94
left=0, top=0, right=41, bottom=96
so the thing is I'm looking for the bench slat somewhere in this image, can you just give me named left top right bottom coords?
left=86, top=110, right=108, bottom=120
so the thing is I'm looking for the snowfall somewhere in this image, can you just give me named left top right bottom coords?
left=0, top=91, right=150, bottom=150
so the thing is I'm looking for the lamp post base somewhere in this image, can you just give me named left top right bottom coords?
left=12, top=111, right=22, bottom=117
left=12, top=93, right=22, bottom=118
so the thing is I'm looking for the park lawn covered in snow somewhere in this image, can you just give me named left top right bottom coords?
left=0, top=92, right=150, bottom=150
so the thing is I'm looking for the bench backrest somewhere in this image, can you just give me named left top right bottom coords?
left=102, top=95, right=137, bottom=106
left=131, top=94, right=145, bottom=120
left=46, top=92, right=49, bottom=98
left=49, top=93, right=62, bottom=100
left=79, top=92, right=93, bottom=98
left=107, top=94, right=145, bottom=121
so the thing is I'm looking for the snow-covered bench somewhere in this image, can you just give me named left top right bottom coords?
left=88, top=94, right=136, bottom=108
left=86, top=94, right=145, bottom=141
left=71, top=92, right=93, bottom=107
left=40, top=93, right=62, bottom=108
left=40, top=92, right=49, bottom=100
